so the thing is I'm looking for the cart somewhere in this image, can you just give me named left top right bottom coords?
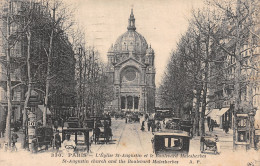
left=200, top=136, right=217, bottom=154
left=34, top=127, right=53, bottom=152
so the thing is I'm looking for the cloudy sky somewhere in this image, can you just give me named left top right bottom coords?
left=64, top=0, right=205, bottom=86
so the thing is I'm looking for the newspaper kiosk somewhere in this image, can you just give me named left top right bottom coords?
left=234, top=114, right=250, bottom=150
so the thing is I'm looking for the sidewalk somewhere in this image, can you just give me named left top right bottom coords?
left=206, top=127, right=233, bottom=152
left=189, top=126, right=233, bottom=154
left=0, top=129, right=27, bottom=151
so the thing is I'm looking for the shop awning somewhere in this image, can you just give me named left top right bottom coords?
left=217, top=108, right=230, bottom=116
left=38, top=105, right=51, bottom=115
left=207, top=108, right=230, bottom=121
left=207, top=109, right=220, bottom=119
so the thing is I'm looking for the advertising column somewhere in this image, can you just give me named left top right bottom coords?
left=28, top=110, right=36, bottom=151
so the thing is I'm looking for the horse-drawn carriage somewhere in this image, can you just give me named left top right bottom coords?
left=126, top=113, right=140, bottom=123
left=94, top=118, right=113, bottom=144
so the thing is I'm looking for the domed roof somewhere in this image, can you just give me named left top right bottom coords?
left=112, top=9, right=148, bottom=55
left=114, top=31, right=148, bottom=54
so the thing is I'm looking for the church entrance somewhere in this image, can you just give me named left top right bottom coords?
left=121, top=96, right=139, bottom=111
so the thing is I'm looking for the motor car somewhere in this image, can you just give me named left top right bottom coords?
left=152, top=130, right=191, bottom=155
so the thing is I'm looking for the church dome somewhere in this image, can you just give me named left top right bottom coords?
left=112, top=9, right=148, bottom=55
left=114, top=31, right=148, bottom=54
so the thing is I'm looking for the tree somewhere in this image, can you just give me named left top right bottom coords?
left=210, top=0, right=260, bottom=148
left=0, top=0, right=32, bottom=149
left=73, top=44, right=114, bottom=118
left=42, top=0, right=75, bottom=126
left=3, top=0, right=13, bottom=149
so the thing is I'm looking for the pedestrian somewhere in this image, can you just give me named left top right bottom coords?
left=141, top=121, right=145, bottom=131
left=108, top=116, right=112, bottom=126
left=151, top=121, right=156, bottom=132
left=125, top=117, right=128, bottom=123
left=224, top=122, right=229, bottom=133
left=145, top=114, right=148, bottom=121
left=148, top=120, right=151, bottom=131
left=162, top=120, right=166, bottom=129
left=207, top=117, right=211, bottom=131
left=104, top=125, right=111, bottom=144
left=60, top=118, right=64, bottom=130
left=0, top=120, right=5, bottom=138
left=11, top=131, right=19, bottom=151
left=210, top=119, right=214, bottom=131
left=156, top=121, right=161, bottom=131
left=54, top=130, right=61, bottom=152
left=54, top=119, right=59, bottom=132
left=104, top=120, right=108, bottom=129
left=94, top=125, right=100, bottom=144
left=215, top=135, right=220, bottom=154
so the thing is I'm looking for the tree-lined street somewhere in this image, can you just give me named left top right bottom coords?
left=0, top=0, right=259, bottom=165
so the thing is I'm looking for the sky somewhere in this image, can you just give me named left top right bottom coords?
left=63, top=0, right=205, bottom=86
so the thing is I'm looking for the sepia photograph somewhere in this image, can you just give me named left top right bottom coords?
left=0, top=0, right=259, bottom=165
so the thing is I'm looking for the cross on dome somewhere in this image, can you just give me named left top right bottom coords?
left=127, top=8, right=136, bottom=31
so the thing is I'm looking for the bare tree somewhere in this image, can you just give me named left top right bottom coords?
left=42, top=0, right=75, bottom=126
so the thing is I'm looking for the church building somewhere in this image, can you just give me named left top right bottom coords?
left=106, top=9, right=156, bottom=113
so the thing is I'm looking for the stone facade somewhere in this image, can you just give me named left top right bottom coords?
left=106, top=9, right=155, bottom=113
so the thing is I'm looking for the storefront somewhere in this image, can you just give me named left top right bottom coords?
left=207, top=107, right=232, bottom=129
